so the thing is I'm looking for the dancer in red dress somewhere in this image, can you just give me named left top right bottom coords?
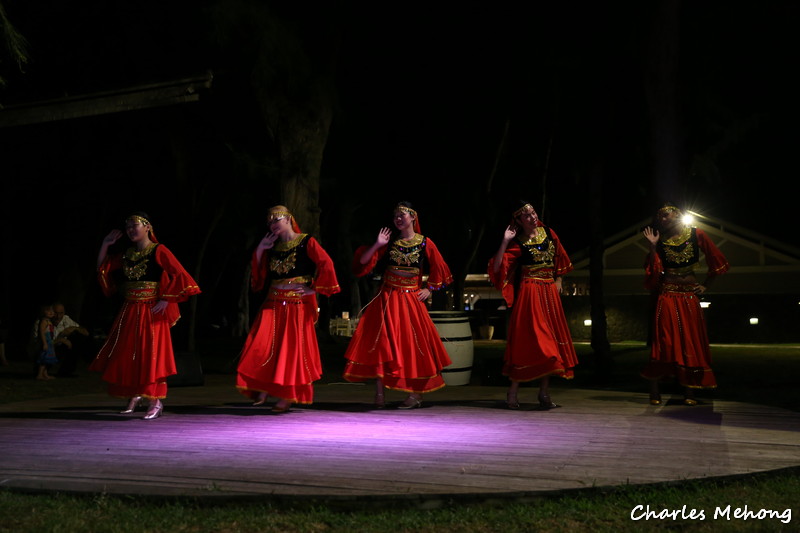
left=641, top=203, right=729, bottom=405
left=343, top=202, right=453, bottom=409
left=488, top=202, right=577, bottom=410
left=235, top=205, right=340, bottom=412
left=91, top=212, right=200, bottom=419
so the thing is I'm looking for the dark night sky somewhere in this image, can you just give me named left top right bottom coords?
left=1, top=1, right=797, bottom=338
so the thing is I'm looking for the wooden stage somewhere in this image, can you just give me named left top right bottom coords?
left=1, top=375, right=798, bottom=502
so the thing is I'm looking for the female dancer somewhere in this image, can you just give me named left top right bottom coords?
left=236, top=205, right=340, bottom=412
left=343, top=201, right=453, bottom=409
left=641, top=203, right=729, bottom=405
left=488, top=201, right=577, bottom=410
left=91, top=212, right=200, bottom=419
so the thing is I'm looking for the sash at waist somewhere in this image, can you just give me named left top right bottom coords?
left=267, top=287, right=305, bottom=304
left=521, top=265, right=554, bottom=281
left=662, top=283, right=699, bottom=294
left=384, top=269, right=421, bottom=290
left=122, top=281, right=159, bottom=302
left=665, top=264, right=699, bottom=276
left=270, top=275, right=313, bottom=286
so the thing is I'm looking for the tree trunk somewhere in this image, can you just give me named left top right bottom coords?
left=589, top=163, right=612, bottom=378
left=645, top=0, right=684, bottom=202
left=453, top=119, right=509, bottom=312
left=276, top=111, right=333, bottom=240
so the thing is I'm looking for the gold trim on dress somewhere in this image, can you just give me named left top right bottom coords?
left=389, top=235, right=424, bottom=266
left=124, top=243, right=158, bottom=262
left=394, top=234, right=424, bottom=247
left=123, top=244, right=158, bottom=281
left=314, top=283, right=341, bottom=292
left=520, top=227, right=547, bottom=246
left=161, top=285, right=200, bottom=299
left=662, top=226, right=692, bottom=246
left=274, top=234, right=307, bottom=251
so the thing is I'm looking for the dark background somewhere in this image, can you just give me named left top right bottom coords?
left=1, top=1, right=797, bottom=349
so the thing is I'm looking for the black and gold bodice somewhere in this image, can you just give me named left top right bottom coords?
left=516, top=227, right=556, bottom=267
left=659, top=227, right=700, bottom=275
left=122, top=243, right=163, bottom=282
left=386, top=234, right=427, bottom=273
left=269, top=234, right=315, bottom=283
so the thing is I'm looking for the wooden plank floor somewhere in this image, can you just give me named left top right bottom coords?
left=1, top=375, right=798, bottom=501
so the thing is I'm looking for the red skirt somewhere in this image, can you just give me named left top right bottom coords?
left=90, top=300, right=176, bottom=399
left=504, top=278, right=577, bottom=382
left=343, top=283, right=452, bottom=393
left=641, top=286, right=717, bottom=388
left=236, top=288, right=322, bottom=404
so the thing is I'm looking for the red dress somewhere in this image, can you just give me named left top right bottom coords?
left=488, top=227, right=578, bottom=382
left=343, top=234, right=453, bottom=393
left=641, top=227, right=729, bottom=388
left=90, top=244, right=201, bottom=399
left=236, top=235, right=340, bottom=404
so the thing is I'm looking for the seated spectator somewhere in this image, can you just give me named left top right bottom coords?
left=0, top=317, right=8, bottom=366
left=36, top=305, right=58, bottom=380
left=51, top=302, right=91, bottom=377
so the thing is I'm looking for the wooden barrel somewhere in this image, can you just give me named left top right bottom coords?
left=429, top=311, right=474, bottom=386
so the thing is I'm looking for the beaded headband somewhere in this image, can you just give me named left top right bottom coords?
left=395, top=205, right=417, bottom=218
left=126, top=215, right=151, bottom=227
left=657, top=204, right=681, bottom=215
left=513, top=204, right=535, bottom=218
left=268, top=210, right=292, bottom=221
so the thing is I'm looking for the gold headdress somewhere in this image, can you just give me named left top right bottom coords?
left=657, top=203, right=681, bottom=215
left=395, top=204, right=417, bottom=219
left=125, top=213, right=157, bottom=242
left=126, top=215, right=151, bottom=227
left=394, top=203, right=421, bottom=233
left=513, top=203, right=535, bottom=218
left=267, top=210, right=292, bottom=222
left=268, top=205, right=301, bottom=233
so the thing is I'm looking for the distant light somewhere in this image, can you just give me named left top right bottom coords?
left=682, top=214, right=695, bottom=225
left=749, top=317, right=759, bottom=325
left=583, top=319, right=592, bottom=327
left=700, top=301, right=711, bottom=309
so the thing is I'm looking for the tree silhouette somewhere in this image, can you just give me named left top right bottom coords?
left=0, top=1, right=29, bottom=94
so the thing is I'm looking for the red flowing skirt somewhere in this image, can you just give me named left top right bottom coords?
left=641, top=287, right=716, bottom=389
left=504, top=278, right=577, bottom=382
left=236, top=288, right=322, bottom=404
left=343, top=285, right=452, bottom=393
left=89, top=300, right=176, bottom=399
